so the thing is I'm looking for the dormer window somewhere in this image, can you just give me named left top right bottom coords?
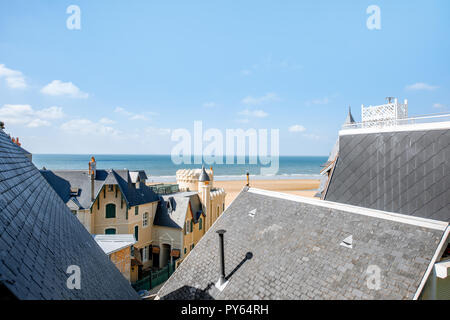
left=70, top=187, right=79, bottom=196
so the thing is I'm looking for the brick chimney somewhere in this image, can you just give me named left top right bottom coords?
left=89, top=157, right=96, bottom=201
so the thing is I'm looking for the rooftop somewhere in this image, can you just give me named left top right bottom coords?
left=40, top=169, right=159, bottom=210
left=156, top=187, right=448, bottom=300
left=0, top=129, right=139, bottom=300
left=93, top=234, right=136, bottom=255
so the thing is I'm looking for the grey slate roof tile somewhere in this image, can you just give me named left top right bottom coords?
left=40, top=168, right=159, bottom=210
left=156, top=189, right=446, bottom=300
left=0, top=129, right=139, bottom=300
left=325, top=129, right=450, bottom=222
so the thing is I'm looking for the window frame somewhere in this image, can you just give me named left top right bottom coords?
left=143, top=212, right=149, bottom=227
left=105, top=228, right=116, bottom=235
left=134, top=225, right=139, bottom=241
left=105, top=203, right=116, bottom=219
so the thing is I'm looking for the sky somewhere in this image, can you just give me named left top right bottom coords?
left=0, top=0, right=449, bottom=156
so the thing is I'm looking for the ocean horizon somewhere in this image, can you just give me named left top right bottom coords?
left=32, top=154, right=327, bottom=182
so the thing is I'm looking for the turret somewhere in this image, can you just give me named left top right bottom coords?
left=198, top=166, right=211, bottom=229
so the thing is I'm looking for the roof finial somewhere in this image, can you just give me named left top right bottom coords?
left=345, top=106, right=355, bottom=124
left=199, top=165, right=210, bottom=182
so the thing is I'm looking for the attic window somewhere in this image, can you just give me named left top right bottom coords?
left=70, top=187, right=79, bottom=196
left=108, top=185, right=114, bottom=192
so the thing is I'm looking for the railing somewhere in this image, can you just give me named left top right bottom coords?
left=342, top=113, right=450, bottom=130
left=132, top=262, right=176, bottom=293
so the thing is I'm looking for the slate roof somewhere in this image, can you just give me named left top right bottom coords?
left=0, top=129, right=139, bottom=300
left=199, top=166, right=210, bottom=182
left=325, top=128, right=450, bottom=222
left=153, top=192, right=202, bottom=229
left=157, top=188, right=448, bottom=300
left=40, top=168, right=159, bottom=210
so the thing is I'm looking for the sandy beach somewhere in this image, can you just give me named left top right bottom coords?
left=214, top=179, right=320, bottom=207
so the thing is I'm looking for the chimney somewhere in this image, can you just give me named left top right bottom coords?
left=89, top=157, right=96, bottom=201
left=246, top=171, right=250, bottom=187
left=216, top=229, right=227, bottom=287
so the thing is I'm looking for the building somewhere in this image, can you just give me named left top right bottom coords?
left=40, top=158, right=160, bottom=272
left=94, top=234, right=136, bottom=282
left=152, top=166, right=226, bottom=269
left=323, top=98, right=450, bottom=222
left=42, top=163, right=226, bottom=286
left=0, top=127, right=139, bottom=299
left=156, top=187, right=450, bottom=300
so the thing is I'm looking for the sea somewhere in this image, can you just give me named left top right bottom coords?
left=32, top=154, right=327, bottom=182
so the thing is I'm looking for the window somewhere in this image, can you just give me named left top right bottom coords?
left=199, top=217, right=202, bottom=230
left=134, top=225, right=139, bottom=241
left=108, top=185, right=114, bottom=192
left=223, top=203, right=225, bottom=211
left=135, top=206, right=139, bottom=216
left=143, top=212, right=149, bottom=227
left=105, top=203, right=116, bottom=218
left=105, top=228, right=116, bottom=235
left=142, top=246, right=149, bottom=262
left=217, top=206, right=219, bottom=218
left=184, top=248, right=187, bottom=254
left=185, top=220, right=190, bottom=234
left=190, top=220, right=193, bottom=233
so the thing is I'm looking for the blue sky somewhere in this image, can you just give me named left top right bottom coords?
left=0, top=0, right=449, bottom=155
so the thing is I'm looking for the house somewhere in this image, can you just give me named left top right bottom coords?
left=156, top=187, right=450, bottom=300
left=40, top=158, right=160, bottom=272
left=323, top=98, right=450, bottom=222
left=152, top=166, right=226, bottom=269
left=41, top=163, right=226, bottom=285
left=0, top=127, right=139, bottom=299
left=93, top=234, right=136, bottom=282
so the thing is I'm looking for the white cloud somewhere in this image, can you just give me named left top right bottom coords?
left=99, top=117, right=116, bottom=124
left=203, top=102, right=217, bottom=108
left=0, top=64, right=27, bottom=88
left=238, top=109, right=269, bottom=118
left=28, top=119, right=51, bottom=128
left=61, top=119, right=120, bottom=136
left=433, top=103, right=446, bottom=109
left=41, top=80, right=89, bottom=98
left=288, top=125, right=306, bottom=133
left=0, top=104, right=63, bottom=127
left=144, top=127, right=171, bottom=136
left=114, top=106, right=150, bottom=121
left=241, top=93, right=280, bottom=105
left=36, top=106, right=64, bottom=120
left=405, top=82, right=439, bottom=91
left=236, top=118, right=249, bottom=124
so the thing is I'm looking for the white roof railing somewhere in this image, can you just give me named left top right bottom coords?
left=343, top=112, right=450, bottom=130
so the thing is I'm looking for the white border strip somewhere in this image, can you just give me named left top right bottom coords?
left=413, top=226, right=450, bottom=300
left=248, top=188, right=448, bottom=231
left=339, top=121, right=450, bottom=136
